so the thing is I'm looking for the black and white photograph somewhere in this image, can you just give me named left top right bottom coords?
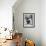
left=23, top=13, right=35, bottom=28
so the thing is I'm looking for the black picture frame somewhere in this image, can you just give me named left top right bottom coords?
left=23, top=13, right=35, bottom=28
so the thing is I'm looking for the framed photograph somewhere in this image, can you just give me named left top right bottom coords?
left=23, top=13, right=35, bottom=28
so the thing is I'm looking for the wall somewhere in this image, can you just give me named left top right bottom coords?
left=41, top=0, right=46, bottom=46
left=13, top=0, right=41, bottom=46
left=0, top=0, right=16, bottom=30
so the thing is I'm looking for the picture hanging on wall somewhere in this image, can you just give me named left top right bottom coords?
left=23, top=13, right=35, bottom=28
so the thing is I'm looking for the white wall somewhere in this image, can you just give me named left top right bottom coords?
left=13, top=0, right=41, bottom=46
left=41, top=0, right=46, bottom=46
left=0, top=0, right=16, bottom=30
